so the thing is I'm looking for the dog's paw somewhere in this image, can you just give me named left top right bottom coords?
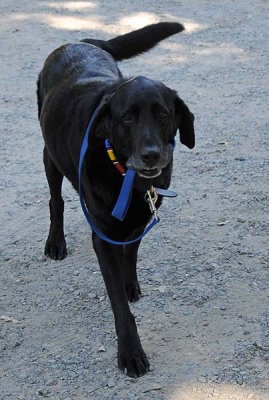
left=118, top=341, right=150, bottom=378
left=44, top=240, right=67, bottom=260
left=125, top=282, right=141, bottom=303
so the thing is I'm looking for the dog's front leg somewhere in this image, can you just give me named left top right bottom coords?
left=92, top=233, right=149, bottom=377
left=123, top=241, right=142, bottom=303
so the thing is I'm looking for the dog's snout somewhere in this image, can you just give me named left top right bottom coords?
left=141, top=146, right=161, bottom=164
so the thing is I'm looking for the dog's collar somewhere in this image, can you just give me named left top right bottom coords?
left=105, top=139, right=126, bottom=176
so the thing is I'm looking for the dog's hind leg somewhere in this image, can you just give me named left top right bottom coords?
left=123, top=241, right=141, bottom=303
left=92, top=234, right=149, bottom=377
left=43, top=146, right=67, bottom=260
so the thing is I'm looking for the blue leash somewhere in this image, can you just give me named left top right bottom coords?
left=78, top=102, right=160, bottom=246
left=111, top=168, right=136, bottom=221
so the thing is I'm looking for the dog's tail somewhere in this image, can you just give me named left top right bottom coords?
left=81, top=22, right=184, bottom=61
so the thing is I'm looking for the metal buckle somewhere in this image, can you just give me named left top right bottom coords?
left=144, top=186, right=158, bottom=219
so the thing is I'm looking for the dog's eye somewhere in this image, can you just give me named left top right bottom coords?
left=159, top=112, right=168, bottom=119
left=122, top=113, right=134, bottom=124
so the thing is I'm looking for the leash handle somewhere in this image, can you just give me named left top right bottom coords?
left=78, top=102, right=160, bottom=246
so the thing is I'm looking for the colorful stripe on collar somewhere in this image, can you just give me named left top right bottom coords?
left=105, top=138, right=126, bottom=176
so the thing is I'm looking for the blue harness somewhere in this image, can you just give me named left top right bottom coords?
left=78, top=101, right=176, bottom=246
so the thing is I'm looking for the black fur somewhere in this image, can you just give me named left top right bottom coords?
left=37, top=22, right=195, bottom=378
left=81, top=22, right=184, bottom=61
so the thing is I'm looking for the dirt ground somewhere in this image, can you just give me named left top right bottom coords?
left=0, top=1, right=268, bottom=399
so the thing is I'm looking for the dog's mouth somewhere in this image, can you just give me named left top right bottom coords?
left=137, top=168, right=162, bottom=179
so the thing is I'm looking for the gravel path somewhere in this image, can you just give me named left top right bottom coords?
left=0, top=1, right=268, bottom=399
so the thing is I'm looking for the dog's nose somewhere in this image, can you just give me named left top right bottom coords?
left=141, top=146, right=161, bottom=164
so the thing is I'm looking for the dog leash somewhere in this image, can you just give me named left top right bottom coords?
left=79, top=100, right=176, bottom=246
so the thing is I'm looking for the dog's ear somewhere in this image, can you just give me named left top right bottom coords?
left=175, top=95, right=195, bottom=149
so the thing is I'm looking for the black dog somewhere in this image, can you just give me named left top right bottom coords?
left=37, top=22, right=195, bottom=377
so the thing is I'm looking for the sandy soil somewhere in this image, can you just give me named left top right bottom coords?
left=0, top=1, right=268, bottom=399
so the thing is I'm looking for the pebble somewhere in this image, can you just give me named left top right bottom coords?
left=84, top=361, right=91, bottom=369
left=107, top=379, right=115, bottom=388
left=157, top=285, right=166, bottom=293
left=197, top=376, right=207, bottom=383
left=205, top=264, right=215, bottom=271
left=126, top=377, right=137, bottom=384
left=236, top=375, right=244, bottom=385
left=232, top=367, right=241, bottom=372
left=235, top=157, right=246, bottom=161
left=183, top=311, right=192, bottom=316
left=0, top=315, right=19, bottom=323
left=37, top=388, right=49, bottom=396
left=46, top=379, right=58, bottom=386
left=186, top=332, right=195, bottom=338
left=209, top=374, right=220, bottom=383
left=143, top=384, right=162, bottom=393
left=218, top=220, right=229, bottom=226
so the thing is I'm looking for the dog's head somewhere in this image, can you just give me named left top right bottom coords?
left=96, top=76, right=195, bottom=179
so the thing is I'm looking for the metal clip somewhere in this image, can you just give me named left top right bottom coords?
left=145, top=186, right=158, bottom=219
